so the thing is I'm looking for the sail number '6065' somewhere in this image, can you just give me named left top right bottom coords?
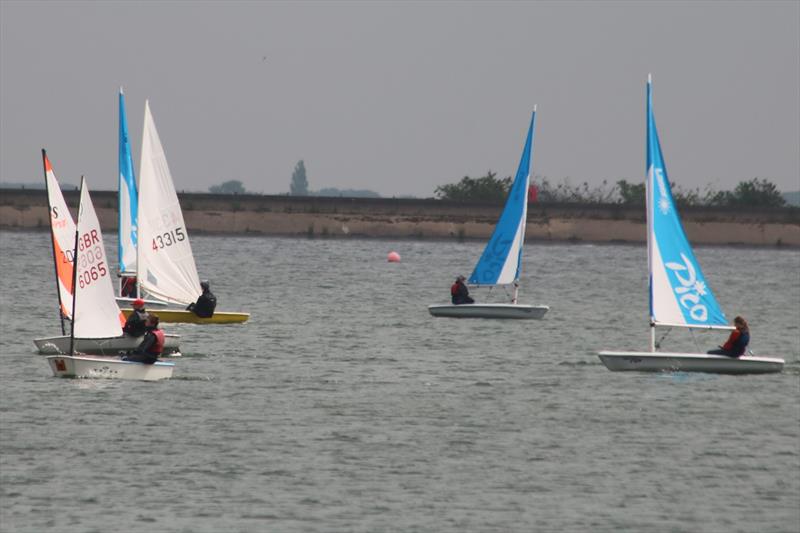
left=152, top=227, right=186, bottom=251
left=77, top=230, right=109, bottom=289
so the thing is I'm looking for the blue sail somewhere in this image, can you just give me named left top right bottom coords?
left=118, top=88, right=138, bottom=274
left=469, top=112, right=535, bottom=286
left=647, top=78, right=727, bottom=327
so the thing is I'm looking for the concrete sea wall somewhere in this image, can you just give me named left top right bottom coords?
left=1, top=189, right=798, bottom=247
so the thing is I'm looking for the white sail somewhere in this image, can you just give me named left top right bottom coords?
left=72, top=178, right=125, bottom=339
left=43, top=151, right=76, bottom=320
left=137, top=100, right=202, bottom=305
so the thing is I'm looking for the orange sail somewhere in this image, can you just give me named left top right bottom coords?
left=43, top=151, right=76, bottom=319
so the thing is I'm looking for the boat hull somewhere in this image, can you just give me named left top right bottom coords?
left=428, top=303, right=549, bottom=319
left=34, top=334, right=181, bottom=356
left=121, top=309, right=250, bottom=324
left=116, top=297, right=169, bottom=308
left=597, top=351, right=784, bottom=374
left=46, top=355, right=174, bottom=381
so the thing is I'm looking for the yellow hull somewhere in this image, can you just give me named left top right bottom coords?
left=122, top=309, right=250, bottom=324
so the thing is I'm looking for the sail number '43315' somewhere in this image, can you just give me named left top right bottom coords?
left=152, top=227, right=186, bottom=251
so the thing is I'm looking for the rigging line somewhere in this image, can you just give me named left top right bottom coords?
left=655, top=327, right=672, bottom=350
left=502, top=285, right=513, bottom=302
left=689, top=328, right=703, bottom=353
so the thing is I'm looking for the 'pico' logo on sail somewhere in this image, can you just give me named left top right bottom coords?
left=665, top=252, right=709, bottom=322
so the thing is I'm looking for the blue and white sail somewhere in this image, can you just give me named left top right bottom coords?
left=646, top=77, right=727, bottom=328
left=118, top=87, right=138, bottom=276
left=469, top=110, right=535, bottom=287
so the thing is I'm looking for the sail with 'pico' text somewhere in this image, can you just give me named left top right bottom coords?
left=72, top=178, right=126, bottom=338
left=43, top=150, right=76, bottom=322
left=137, top=100, right=202, bottom=305
left=646, top=77, right=727, bottom=328
left=118, top=88, right=138, bottom=276
left=469, top=110, right=535, bottom=286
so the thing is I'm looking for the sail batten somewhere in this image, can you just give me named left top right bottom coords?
left=468, top=111, right=535, bottom=287
left=647, top=79, right=728, bottom=328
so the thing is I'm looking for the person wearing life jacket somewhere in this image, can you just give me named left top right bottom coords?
left=451, top=275, right=475, bottom=305
left=123, top=298, right=149, bottom=337
left=125, top=315, right=164, bottom=364
left=708, top=316, right=750, bottom=357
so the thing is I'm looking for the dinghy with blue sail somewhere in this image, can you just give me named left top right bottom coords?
left=429, top=110, right=549, bottom=319
left=597, top=76, right=783, bottom=374
left=116, top=88, right=166, bottom=309
left=114, top=95, right=248, bottom=323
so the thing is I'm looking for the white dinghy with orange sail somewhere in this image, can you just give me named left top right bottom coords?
left=597, top=77, right=783, bottom=374
left=45, top=177, right=175, bottom=381
left=32, top=152, right=179, bottom=356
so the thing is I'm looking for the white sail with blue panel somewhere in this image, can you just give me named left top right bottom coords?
left=469, top=110, right=535, bottom=287
left=646, top=78, right=727, bottom=329
left=118, top=87, right=138, bottom=276
left=596, top=76, right=783, bottom=374
left=428, top=110, right=548, bottom=319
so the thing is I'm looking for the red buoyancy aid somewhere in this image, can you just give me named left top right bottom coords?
left=451, top=282, right=459, bottom=296
left=149, top=329, right=165, bottom=355
left=722, top=330, right=741, bottom=352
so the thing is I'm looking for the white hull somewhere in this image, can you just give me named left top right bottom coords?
left=598, top=351, right=784, bottom=374
left=428, top=303, right=549, bottom=319
left=46, top=355, right=174, bottom=381
left=34, top=334, right=181, bottom=356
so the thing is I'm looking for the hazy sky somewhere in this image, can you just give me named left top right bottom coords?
left=1, top=1, right=798, bottom=197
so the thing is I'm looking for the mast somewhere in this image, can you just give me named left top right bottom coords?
left=646, top=74, right=656, bottom=353
left=42, top=149, right=67, bottom=336
left=119, top=86, right=139, bottom=298
left=514, top=105, right=536, bottom=305
left=69, top=177, right=84, bottom=356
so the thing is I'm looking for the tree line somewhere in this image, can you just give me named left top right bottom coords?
left=434, top=172, right=788, bottom=208
left=206, top=163, right=790, bottom=208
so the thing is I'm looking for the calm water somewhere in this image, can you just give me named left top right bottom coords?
left=1, top=229, right=798, bottom=533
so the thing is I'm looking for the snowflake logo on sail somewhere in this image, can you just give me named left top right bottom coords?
left=693, top=280, right=707, bottom=296
left=658, top=196, right=670, bottom=215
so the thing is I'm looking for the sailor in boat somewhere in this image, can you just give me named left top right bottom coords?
left=451, top=275, right=475, bottom=305
left=123, top=298, right=150, bottom=337
left=123, top=314, right=165, bottom=364
left=186, top=280, right=217, bottom=318
left=120, top=275, right=137, bottom=298
left=707, top=316, right=750, bottom=358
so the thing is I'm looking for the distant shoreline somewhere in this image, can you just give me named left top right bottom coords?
left=2, top=189, right=798, bottom=247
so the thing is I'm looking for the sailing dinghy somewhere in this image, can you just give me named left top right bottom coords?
left=33, top=152, right=180, bottom=356
left=45, top=177, right=175, bottom=381
left=116, top=88, right=166, bottom=309
left=428, top=110, right=549, bottom=319
left=597, top=76, right=784, bottom=374
left=120, top=99, right=249, bottom=324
